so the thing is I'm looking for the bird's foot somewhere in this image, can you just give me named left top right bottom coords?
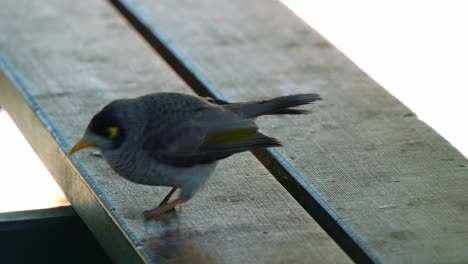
left=142, top=208, right=175, bottom=221
left=158, top=200, right=176, bottom=211
left=142, top=198, right=186, bottom=221
left=142, top=206, right=176, bottom=221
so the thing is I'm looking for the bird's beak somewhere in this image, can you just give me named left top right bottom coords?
left=69, top=139, right=97, bottom=156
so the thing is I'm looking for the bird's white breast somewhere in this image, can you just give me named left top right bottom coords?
left=103, top=147, right=217, bottom=188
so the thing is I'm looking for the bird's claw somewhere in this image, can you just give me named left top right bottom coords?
left=142, top=206, right=176, bottom=221
left=142, top=197, right=185, bottom=221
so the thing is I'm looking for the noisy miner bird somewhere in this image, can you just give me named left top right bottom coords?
left=69, top=92, right=321, bottom=219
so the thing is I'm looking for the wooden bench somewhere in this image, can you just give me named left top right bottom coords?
left=1, top=0, right=467, bottom=263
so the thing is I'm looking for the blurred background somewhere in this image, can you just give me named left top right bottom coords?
left=0, top=110, right=69, bottom=212
left=1, top=0, right=466, bottom=213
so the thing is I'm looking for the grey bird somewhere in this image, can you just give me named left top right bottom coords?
left=69, top=92, right=321, bottom=219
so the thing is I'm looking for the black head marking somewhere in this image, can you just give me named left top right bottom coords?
left=88, top=104, right=126, bottom=149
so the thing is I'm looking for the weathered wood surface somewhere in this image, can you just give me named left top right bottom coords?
left=118, top=0, right=468, bottom=262
left=0, top=0, right=351, bottom=263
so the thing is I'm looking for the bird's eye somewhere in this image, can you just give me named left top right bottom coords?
left=107, top=126, right=119, bottom=139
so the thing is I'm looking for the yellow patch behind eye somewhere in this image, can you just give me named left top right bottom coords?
left=107, top=126, right=119, bottom=139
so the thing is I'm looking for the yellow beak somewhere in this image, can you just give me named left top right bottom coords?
left=69, top=139, right=97, bottom=155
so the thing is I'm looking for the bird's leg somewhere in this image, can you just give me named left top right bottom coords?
left=143, top=198, right=188, bottom=220
left=143, top=180, right=202, bottom=220
left=159, top=187, right=177, bottom=206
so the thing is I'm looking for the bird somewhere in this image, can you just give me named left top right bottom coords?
left=69, top=92, right=321, bottom=220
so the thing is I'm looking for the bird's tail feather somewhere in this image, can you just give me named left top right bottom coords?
left=222, top=93, right=321, bottom=118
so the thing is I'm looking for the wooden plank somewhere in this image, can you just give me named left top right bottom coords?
left=0, top=0, right=351, bottom=263
left=0, top=61, right=144, bottom=263
left=114, top=0, right=468, bottom=262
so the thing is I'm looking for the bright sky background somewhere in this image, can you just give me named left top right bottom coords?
left=0, top=1, right=466, bottom=213
left=281, top=0, right=468, bottom=157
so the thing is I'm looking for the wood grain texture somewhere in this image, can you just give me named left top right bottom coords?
left=126, top=0, right=468, bottom=262
left=0, top=0, right=350, bottom=263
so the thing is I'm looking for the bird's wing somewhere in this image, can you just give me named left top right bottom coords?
left=142, top=105, right=280, bottom=167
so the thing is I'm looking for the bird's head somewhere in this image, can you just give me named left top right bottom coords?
left=69, top=102, right=126, bottom=156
